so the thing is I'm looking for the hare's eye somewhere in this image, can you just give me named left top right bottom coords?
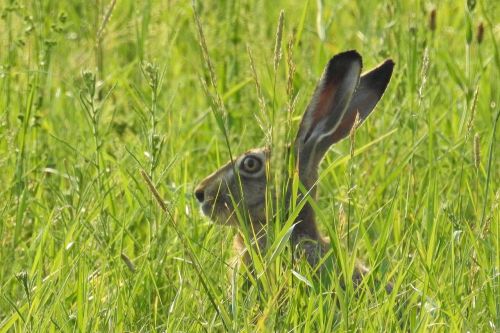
left=240, top=156, right=262, bottom=174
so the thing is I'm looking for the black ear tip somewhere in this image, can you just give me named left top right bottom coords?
left=337, top=49, right=362, bottom=59
left=385, top=58, right=395, bottom=66
left=325, top=50, right=363, bottom=82
left=330, top=50, right=362, bottom=65
left=380, top=59, right=395, bottom=82
left=362, top=58, right=395, bottom=91
left=382, top=59, right=395, bottom=73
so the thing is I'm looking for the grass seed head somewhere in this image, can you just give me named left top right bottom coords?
left=477, top=22, right=484, bottom=44
left=473, top=133, right=480, bottom=169
left=273, top=10, right=284, bottom=72
left=82, top=69, right=96, bottom=96
left=142, top=61, right=159, bottom=89
left=429, top=8, right=436, bottom=32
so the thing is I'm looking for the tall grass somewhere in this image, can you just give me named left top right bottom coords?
left=0, top=0, right=498, bottom=331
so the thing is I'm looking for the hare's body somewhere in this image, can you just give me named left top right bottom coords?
left=231, top=221, right=369, bottom=286
left=195, top=51, right=394, bottom=289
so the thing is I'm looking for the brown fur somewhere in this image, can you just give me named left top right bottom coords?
left=194, top=51, right=394, bottom=290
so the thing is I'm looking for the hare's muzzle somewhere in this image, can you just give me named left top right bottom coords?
left=194, top=184, right=212, bottom=217
left=193, top=162, right=232, bottom=209
left=194, top=187, right=205, bottom=203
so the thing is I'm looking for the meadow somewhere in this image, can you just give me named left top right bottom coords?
left=0, top=0, right=498, bottom=331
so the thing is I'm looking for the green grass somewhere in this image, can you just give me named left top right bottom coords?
left=0, top=0, right=499, bottom=331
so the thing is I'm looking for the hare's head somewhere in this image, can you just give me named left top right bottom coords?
left=194, top=147, right=269, bottom=226
left=195, top=51, right=394, bottom=230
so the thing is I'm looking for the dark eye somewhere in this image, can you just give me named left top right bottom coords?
left=240, top=155, right=262, bottom=174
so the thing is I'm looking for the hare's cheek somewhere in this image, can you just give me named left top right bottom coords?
left=244, top=181, right=267, bottom=206
left=210, top=199, right=234, bottom=219
left=213, top=208, right=237, bottom=226
left=250, top=204, right=267, bottom=223
left=200, top=198, right=224, bottom=216
left=200, top=202, right=212, bottom=216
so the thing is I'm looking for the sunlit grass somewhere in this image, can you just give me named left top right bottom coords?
left=0, top=0, right=498, bottom=331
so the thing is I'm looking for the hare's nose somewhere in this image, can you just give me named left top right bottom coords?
left=194, top=188, right=205, bottom=203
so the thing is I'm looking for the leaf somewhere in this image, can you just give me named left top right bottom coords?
left=268, top=223, right=296, bottom=263
left=291, top=269, right=313, bottom=288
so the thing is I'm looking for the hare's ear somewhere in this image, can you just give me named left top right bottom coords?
left=294, top=54, right=394, bottom=171
left=294, top=51, right=362, bottom=169
left=328, top=59, right=395, bottom=144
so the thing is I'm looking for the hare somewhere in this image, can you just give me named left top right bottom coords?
left=194, top=50, right=394, bottom=290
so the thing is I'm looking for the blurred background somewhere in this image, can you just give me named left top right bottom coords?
left=0, top=0, right=498, bottom=331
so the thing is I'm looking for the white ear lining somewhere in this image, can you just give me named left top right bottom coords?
left=306, top=63, right=360, bottom=145
left=300, top=81, right=324, bottom=142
